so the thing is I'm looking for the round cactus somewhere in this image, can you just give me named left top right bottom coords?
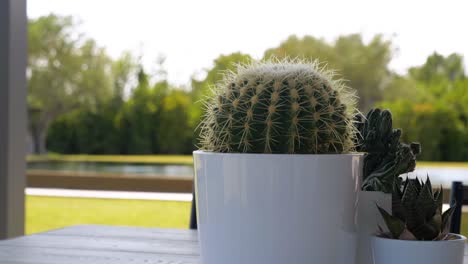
left=198, top=59, right=358, bottom=154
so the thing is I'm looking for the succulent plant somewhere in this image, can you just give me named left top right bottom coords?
left=356, top=108, right=421, bottom=193
left=198, top=59, right=358, bottom=154
left=377, top=177, right=456, bottom=241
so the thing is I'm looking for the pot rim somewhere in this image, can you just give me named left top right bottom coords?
left=193, top=150, right=365, bottom=157
left=372, top=234, right=467, bottom=243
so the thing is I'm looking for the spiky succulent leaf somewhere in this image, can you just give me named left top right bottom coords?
left=398, top=228, right=417, bottom=240
left=442, top=206, right=456, bottom=234
left=435, top=233, right=459, bottom=241
left=413, top=177, right=422, bottom=190
left=411, top=217, right=441, bottom=241
left=378, top=177, right=457, bottom=241
left=400, top=180, right=422, bottom=229
left=377, top=205, right=405, bottom=239
left=416, top=179, right=437, bottom=220
left=432, top=209, right=442, bottom=228
left=392, top=179, right=406, bottom=220
left=434, top=187, right=444, bottom=213
left=425, top=176, right=433, bottom=194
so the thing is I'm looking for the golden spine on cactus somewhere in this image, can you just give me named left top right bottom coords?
left=199, top=58, right=359, bottom=154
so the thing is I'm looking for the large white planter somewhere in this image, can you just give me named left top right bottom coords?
left=372, top=235, right=467, bottom=264
left=193, top=151, right=363, bottom=264
left=356, top=191, right=392, bottom=264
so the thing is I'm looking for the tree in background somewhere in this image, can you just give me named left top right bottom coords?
left=264, top=34, right=393, bottom=111
left=380, top=52, right=468, bottom=161
left=28, top=15, right=114, bottom=154
left=156, top=89, right=193, bottom=153
left=409, top=52, right=465, bottom=85
left=382, top=75, right=425, bottom=102
left=443, top=80, right=468, bottom=127
left=110, top=51, right=138, bottom=108
left=116, top=68, right=158, bottom=154
left=35, top=14, right=467, bottom=160
left=47, top=108, right=120, bottom=154
left=116, top=65, right=193, bottom=154
left=48, top=63, right=194, bottom=155
left=379, top=100, right=466, bottom=161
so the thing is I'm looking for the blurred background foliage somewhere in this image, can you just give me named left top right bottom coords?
left=30, top=15, right=467, bottom=160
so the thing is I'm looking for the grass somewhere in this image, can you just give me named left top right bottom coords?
left=27, top=196, right=468, bottom=239
left=463, top=216, right=468, bottom=239
left=26, top=196, right=190, bottom=234
left=27, top=154, right=193, bottom=165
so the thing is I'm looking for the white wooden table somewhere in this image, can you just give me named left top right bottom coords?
left=0, top=225, right=199, bottom=264
left=0, top=225, right=466, bottom=263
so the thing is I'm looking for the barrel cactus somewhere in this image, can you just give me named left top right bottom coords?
left=198, top=59, right=358, bottom=154
left=377, top=177, right=456, bottom=241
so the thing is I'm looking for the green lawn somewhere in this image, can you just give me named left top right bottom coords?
left=463, top=216, right=468, bottom=238
left=26, top=196, right=468, bottom=239
left=26, top=196, right=190, bottom=234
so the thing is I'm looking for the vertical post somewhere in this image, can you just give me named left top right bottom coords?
left=0, top=0, right=27, bottom=239
left=189, top=186, right=197, bottom=230
left=450, top=181, right=463, bottom=234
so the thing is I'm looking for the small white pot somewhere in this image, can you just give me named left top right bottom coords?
left=372, top=235, right=467, bottom=264
left=193, top=151, right=363, bottom=264
left=356, top=191, right=392, bottom=264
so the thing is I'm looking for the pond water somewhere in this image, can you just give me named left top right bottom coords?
left=27, top=162, right=468, bottom=187
left=413, top=167, right=468, bottom=188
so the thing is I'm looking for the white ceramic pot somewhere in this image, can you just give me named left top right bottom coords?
left=356, top=191, right=392, bottom=264
left=372, top=235, right=467, bottom=264
left=193, top=151, right=363, bottom=264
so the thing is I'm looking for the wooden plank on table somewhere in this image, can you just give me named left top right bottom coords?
left=0, top=246, right=198, bottom=264
left=2, top=234, right=199, bottom=256
left=0, top=226, right=200, bottom=263
left=0, top=225, right=466, bottom=263
left=45, top=225, right=198, bottom=241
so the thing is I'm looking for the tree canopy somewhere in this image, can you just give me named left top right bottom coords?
left=28, top=15, right=118, bottom=153
left=30, top=14, right=467, bottom=160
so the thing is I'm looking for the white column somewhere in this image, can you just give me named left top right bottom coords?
left=0, top=0, right=27, bottom=239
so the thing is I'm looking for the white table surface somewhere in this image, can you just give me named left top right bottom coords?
left=0, top=225, right=466, bottom=264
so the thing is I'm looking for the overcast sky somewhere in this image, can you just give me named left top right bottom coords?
left=27, top=0, right=468, bottom=86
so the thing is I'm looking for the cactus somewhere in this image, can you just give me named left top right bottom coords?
left=198, top=59, right=358, bottom=154
left=356, top=108, right=421, bottom=193
left=377, top=177, right=456, bottom=241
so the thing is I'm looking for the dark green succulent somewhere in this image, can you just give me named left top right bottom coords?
left=356, top=108, right=421, bottom=193
left=377, top=177, right=456, bottom=241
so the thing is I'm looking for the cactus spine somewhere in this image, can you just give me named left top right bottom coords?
left=199, top=59, right=358, bottom=154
